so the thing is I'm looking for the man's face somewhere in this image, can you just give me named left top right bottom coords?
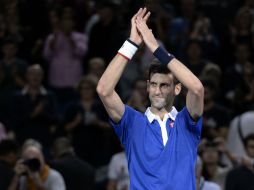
left=246, top=140, right=254, bottom=158
left=148, top=73, right=175, bottom=110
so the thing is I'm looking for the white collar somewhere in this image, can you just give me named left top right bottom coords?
left=145, top=106, right=178, bottom=123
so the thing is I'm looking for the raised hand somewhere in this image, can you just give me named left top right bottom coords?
left=129, top=7, right=150, bottom=45
left=135, top=15, right=159, bottom=52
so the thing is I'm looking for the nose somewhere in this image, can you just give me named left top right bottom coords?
left=154, top=86, right=162, bottom=95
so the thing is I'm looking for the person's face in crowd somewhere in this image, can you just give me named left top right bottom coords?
left=135, top=80, right=147, bottom=99
left=236, top=8, right=251, bottom=30
left=201, top=146, right=219, bottom=165
left=22, top=147, right=45, bottom=171
left=203, top=85, right=214, bottom=103
left=235, top=44, right=250, bottom=63
left=187, top=42, right=202, bottom=61
left=2, top=43, right=17, bottom=59
left=61, top=17, right=74, bottom=35
left=148, top=73, right=179, bottom=110
left=80, top=82, right=95, bottom=100
left=89, top=59, right=105, bottom=78
left=49, top=9, right=60, bottom=28
left=246, top=139, right=254, bottom=158
left=26, top=68, right=43, bottom=88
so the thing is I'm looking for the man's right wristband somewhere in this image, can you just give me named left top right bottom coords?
left=118, top=39, right=139, bottom=60
left=153, top=46, right=175, bottom=65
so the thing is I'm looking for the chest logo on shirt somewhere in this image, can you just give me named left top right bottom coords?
left=169, top=121, right=174, bottom=128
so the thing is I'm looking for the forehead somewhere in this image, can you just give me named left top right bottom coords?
left=150, top=73, right=174, bottom=83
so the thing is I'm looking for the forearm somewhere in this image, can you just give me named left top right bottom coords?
left=97, top=54, right=128, bottom=97
left=168, top=58, right=204, bottom=94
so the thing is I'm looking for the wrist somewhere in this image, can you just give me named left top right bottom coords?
left=153, top=46, right=175, bottom=65
left=118, top=39, right=139, bottom=60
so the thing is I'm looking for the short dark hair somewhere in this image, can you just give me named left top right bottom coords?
left=243, top=133, right=254, bottom=147
left=148, top=59, right=179, bottom=84
left=0, top=139, right=19, bottom=156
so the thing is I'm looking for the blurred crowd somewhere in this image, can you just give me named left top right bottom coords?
left=0, top=0, right=254, bottom=190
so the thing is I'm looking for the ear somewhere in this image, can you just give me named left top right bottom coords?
left=174, top=83, right=182, bottom=96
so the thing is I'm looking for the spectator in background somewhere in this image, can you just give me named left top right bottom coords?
left=127, top=77, right=148, bottom=112
left=183, top=39, right=209, bottom=76
left=87, top=1, right=125, bottom=63
left=0, top=37, right=28, bottom=132
left=227, top=110, right=254, bottom=160
left=0, top=37, right=27, bottom=90
left=225, top=134, right=254, bottom=190
left=195, top=156, right=221, bottom=190
left=107, top=149, right=129, bottom=190
left=0, top=139, right=19, bottom=190
left=189, top=15, right=220, bottom=62
left=229, top=6, right=254, bottom=48
left=224, top=43, right=253, bottom=114
left=8, top=139, right=66, bottom=190
left=43, top=6, right=88, bottom=109
left=200, top=140, right=230, bottom=189
left=50, top=137, right=95, bottom=190
left=12, top=64, right=58, bottom=153
left=86, top=57, right=106, bottom=84
left=201, top=77, right=231, bottom=140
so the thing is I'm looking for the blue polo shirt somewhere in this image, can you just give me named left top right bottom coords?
left=110, top=105, right=202, bottom=190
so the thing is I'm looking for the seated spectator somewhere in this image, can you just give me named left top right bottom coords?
left=225, top=134, right=254, bottom=190
left=195, top=156, right=221, bottom=190
left=200, top=140, right=230, bottom=189
left=8, top=139, right=66, bottom=190
left=0, top=139, right=19, bottom=190
left=227, top=110, right=254, bottom=160
left=12, top=64, right=58, bottom=152
left=107, top=150, right=129, bottom=190
left=50, top=137, right=95, bottom=190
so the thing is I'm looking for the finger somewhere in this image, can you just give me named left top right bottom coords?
left=144, top=11, right=151, bottom=22
left=133, top=8, right=143, bottom=19
left=139, top=7, right=147, bottom=18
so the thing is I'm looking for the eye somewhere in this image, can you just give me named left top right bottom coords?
left=150, top=82, right=157, bottom=87
left=160, top=83, right=170, bottom=89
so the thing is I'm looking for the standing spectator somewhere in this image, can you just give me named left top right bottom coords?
left=225, top=134, right=254, bottom=190
left=43, top=6, right=88, bottom=108
left=50, top=137, right=95, bottom=190
left=12, top=64, right=58, bottom=152
left=0, top=139, right=19, bottom=190
left=87, top=2, right=125, bottom=63
left=8, top=139, right=66, bottom=190
left=107, top=150, right=129, bottom=190
left=201, top=77, right=231, bottom=140
left=0, top=37, right=28, bottom=132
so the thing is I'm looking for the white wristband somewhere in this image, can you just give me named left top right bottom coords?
left=118, top=39, right=138, bottom=60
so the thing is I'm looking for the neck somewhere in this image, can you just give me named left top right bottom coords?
left=150, top=106, right=173, bottom=120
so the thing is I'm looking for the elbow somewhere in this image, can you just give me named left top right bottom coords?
left=193, top=82, right=204, bottom=98
left=96, top=81, right=110, bottom=97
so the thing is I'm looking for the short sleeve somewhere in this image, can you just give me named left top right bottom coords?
left=109, top=105, right=137, bottom=146
left=178, top=107, right=203, bottom=145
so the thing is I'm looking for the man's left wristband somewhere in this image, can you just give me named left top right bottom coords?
left=153, top=46, right=175, bottom=65
left=118, top=39, right=139, bottom=60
